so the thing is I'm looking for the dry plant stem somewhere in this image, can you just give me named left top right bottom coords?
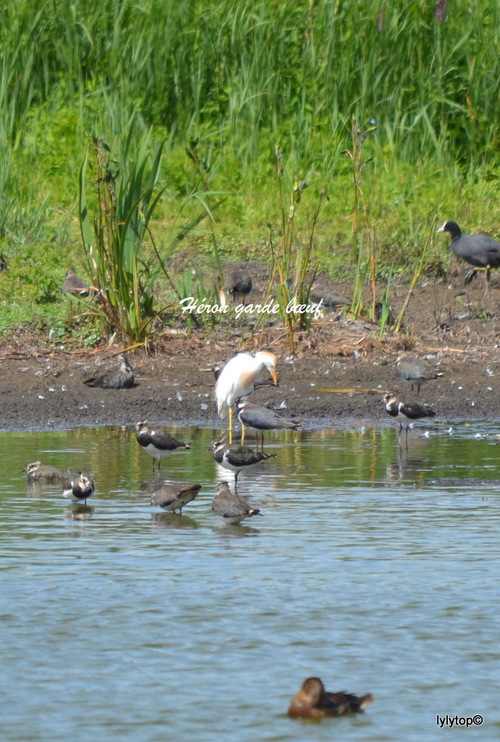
left=394, top=215, right=439, bottom=333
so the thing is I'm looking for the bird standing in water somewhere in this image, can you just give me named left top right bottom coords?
left=211, top=481, right=261, bottom=524
left=62, top=471, right=95, bottom=505
left=24, top=461, right=67, bottom=483
left=236, top=400, right=302, bottom=449
left=135, top=420, right=190, bottom=470
left=150, top=483, right=201, bottom=514
left=215, top=351, right=278, bottom=443
left=211, top=440, right=276, bottom=490
left=288, top=677, right=374, bottom=719
left=383, top=393, right=436, bottom=443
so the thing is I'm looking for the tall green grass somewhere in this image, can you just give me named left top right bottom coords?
left=1, top=0, right=498, bottom=166
left=0, top=0, right=499, bottom=343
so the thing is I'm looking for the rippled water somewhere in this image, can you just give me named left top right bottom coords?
left=1, top=422, right=500, bottom=741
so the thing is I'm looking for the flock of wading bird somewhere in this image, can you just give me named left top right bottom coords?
left=23, top=342, right=446, bottom=518
left=24, top=216, right=500, bottom=720
left=23, top=346, right=382, bottom=719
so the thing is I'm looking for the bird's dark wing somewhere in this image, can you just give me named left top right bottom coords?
left=150, top=431, right=188, bottom=450
left=400, top=401, right=436, bottom=419
left=225, top=447, right=264, bottom=466
left=325, top=691, right=373, bottom=714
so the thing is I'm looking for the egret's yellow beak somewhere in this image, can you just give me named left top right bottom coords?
left=270, top=368, right=278, bottom=385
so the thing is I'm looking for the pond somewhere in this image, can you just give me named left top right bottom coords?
left=1, top=422, right=499, bottom=741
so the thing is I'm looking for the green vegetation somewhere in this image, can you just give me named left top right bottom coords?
left=0, top=0, right=498, bottom=346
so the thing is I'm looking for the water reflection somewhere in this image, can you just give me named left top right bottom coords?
left=1, top=422, right=500, bottom=741
left=63, top=504, right=95, bottom=521
left=150, top=512, right=201, bottom=531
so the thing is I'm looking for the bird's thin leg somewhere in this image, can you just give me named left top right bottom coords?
left=397, top=424, right=402, bottom=443
left=228, top=407, right=233, bottom=445
left=234, top=471, right=239, bottom=492
left=260, top=431, right=265, bottom=453
left=240, top=421, right=246, bottom=446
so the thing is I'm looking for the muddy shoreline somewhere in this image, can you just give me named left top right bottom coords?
left=1, top=325, right=499, bottom=433
left=2, top=272, right=500, bottom=431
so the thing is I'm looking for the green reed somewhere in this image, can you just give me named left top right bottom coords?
left=1, top=0, right=498, bottom=166
left=0, top=0, right=499, bottom=343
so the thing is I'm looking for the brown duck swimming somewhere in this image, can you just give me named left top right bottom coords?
left=288, top=677, right=374, bottom=719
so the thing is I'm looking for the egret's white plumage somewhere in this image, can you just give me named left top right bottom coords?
left=214, top=351, right=278, bottom=440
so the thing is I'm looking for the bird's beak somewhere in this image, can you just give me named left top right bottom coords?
left=270, top=368, right=278, bottom=385
left=436, top=224, right=445, bottom=233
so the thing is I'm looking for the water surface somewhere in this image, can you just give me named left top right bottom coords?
left=1, top=423, right=499, bottom=741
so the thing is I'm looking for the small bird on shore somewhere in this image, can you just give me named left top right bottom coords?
left=215, top=350, right=278, bottom=443
left=24, top=460, right=67, bottom=483
left=62, top=268, right=91, bottom=298
left=84, top=354, right=135, bottom=389
left=396, top=354, right=443, bottom=396
left=62, top=471, right=95, bottom=505
left=150, top=483, right=201, bottom=514
left=211, top=440, right=276, bottom=489
left=437, top=220, right=500, bottom=285
left=236, top=400, right=302, bottom=449
left=135, top=420, right=190, bottom=470
left=288, top=677, right=374, bottom=719
left=211, top=481, right=261, bottom=524
left=383, top=393, right=436, bottom=442
left=228, top=267, right=252, bottom=304
left=309, top=283, right=350, bottom=309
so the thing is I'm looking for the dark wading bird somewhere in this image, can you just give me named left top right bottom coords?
left=0, top=254, right=7, bottom=271
left=437, top=221, right=500, bottom=285
left=24, top=460, right=67, bottom=483
left=236, top=400, right=302, bottom=449
left=62, top=268, right=92, bottom=298
left=383, top=393, right=436, bottom=443
left=135, top=420, right=190, bottom=470
left=62, top=471, right=95, bottom=505
left=215, top=351, right=278, bottom=443
left=211, top=481, right=261, bottom=524
left=396, top=355, right=443, bottom=397
left=288, top=677, right=374, bottom=719
left=211, top=440, right=276, bottom=490
left=228, top=267, right=252, bottom=304
left=150, top=483, right=201, bottom=515
left=84, top=354, right=136, bottom=389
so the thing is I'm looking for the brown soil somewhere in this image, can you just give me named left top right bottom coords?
left=1, top=272, right=500, bottom=431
